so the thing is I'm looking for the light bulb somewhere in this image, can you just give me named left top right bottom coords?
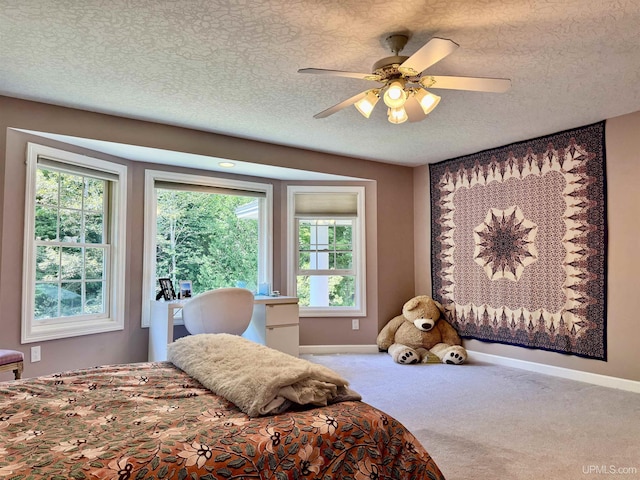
left=387, top=107, right=408, bottom=124
left=383, top=79, right=407, bottom=108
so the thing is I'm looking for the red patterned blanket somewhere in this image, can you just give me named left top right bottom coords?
left=0, top=362, right=445, bottom=479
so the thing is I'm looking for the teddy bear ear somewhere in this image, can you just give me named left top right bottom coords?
left=404, top=298, right=420, bottom=311
left=433, top=300, right=445, bottom=314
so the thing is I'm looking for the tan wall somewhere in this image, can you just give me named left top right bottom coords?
left=0, top=96, right=415, bottom=379
left=414, top=111, right=640, bottom=382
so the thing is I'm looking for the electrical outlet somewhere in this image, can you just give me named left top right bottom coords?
left=31, top=346, right=41, bottom=363
left=351, top=319, right=359, bottom=330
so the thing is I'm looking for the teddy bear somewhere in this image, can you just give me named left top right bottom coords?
left=377, top=295, right=467, bottom=365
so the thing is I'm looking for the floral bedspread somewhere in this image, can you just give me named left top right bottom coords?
left=0, top=362, right=445, bottom=479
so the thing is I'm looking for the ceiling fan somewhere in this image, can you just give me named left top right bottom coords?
left=298, top=33, right=511, bottom=124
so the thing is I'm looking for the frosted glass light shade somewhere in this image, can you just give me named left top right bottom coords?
left=354, top=90, right=380, bottom=118
left=387, top=107, right=408, bottom=124
left=413, top=88, right=441, bottom=115
left=383, top=79, right=407, bottom=108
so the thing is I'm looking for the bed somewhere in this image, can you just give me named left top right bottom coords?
left=0, top=344, right=445, bottom=479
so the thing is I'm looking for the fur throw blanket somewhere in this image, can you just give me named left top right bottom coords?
left=167, top=334, right=361, bottom=417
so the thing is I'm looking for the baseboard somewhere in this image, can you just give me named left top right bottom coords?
left=468, top=350, right=640, bottom=393
left=299, top=344, right=379, bottom=355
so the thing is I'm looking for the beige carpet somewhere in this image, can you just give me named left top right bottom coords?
left=304, top=353, right=640, bottom=480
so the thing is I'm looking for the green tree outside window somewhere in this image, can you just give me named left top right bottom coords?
left=155, top=189, right=259, bottom=295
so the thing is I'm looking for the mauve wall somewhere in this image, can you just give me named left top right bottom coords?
left=414, top=111, right=640, bottom=382
left=0, top=96, right=415, bottom=380
left=5, top=95, right=635, bottom=383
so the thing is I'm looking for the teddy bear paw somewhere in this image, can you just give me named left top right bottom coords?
left=440, top=345, right=467, bottom=365
left=444, top=351, right=465, bottom=364
left=390, top=346, right=419, bottom=365
left=398, top=350, right=419, bottom=364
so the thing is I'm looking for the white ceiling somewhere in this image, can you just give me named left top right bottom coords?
left=2, top=0, right=639, bottom=167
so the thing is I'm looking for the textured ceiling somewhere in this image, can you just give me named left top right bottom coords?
left=1, top=0, right=639, bottom=166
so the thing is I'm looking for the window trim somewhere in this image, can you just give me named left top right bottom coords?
left=141, top=169, right=273, bottom=327
left=287, top=185, right=366, bottom=317
left=22, top=143, right=127, bottom=343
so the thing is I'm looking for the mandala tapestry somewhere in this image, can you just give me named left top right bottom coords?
left=430, top=122, right=607, bottom=360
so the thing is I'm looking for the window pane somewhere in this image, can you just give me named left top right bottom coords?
left=35, top=169, right=59, bottom=206
left=59, top=208, right=81, bottom=242
left=328, top=253, right=336, bottom=269
left=298, top=251, right=310, bottom=270
left=299, top=223, right=311, bottom=249
left=327, top=224, right=336, bottom=245
left=84, top=212, right=104, bottom=243
left=155, top=189, right=259, bottom=295
left=296, top=275, right=355, bottom=307
left=35, top=205, right=58, bottom=240
left=84, top=178, right=105, bottom=211
left=36, top=245, right=60, bottom=281
left=85, top=281, right=105, bottom=314
left=296, top=275, right=310, bottom=306
left=60, top=282, right=82, bottom=316
left=59, top=173, right=83, bottom=209
left=335, top=225, right=352, bottom=250
left=85, top=248, right=105, bottom=280
left=312, top=251, right=329, bottom=269
left=310, top=222, right=329, bottom=251
left=335, top=252, right=353, bottom=269
left=329, top=275, right=355, bottom=306
left=34, top=283, right=59, bottom=320
left=61, top=247, right=83, bottom=280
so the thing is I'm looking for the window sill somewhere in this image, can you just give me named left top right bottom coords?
left=298, top=307, right=366, bottom=318
left=22, top=318, right=124, bottom=343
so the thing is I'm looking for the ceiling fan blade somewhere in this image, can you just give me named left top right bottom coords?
left=403, top=95, right=427, bottom=123
left=424, top=75, right=512, bottom=92
left=399, top=38, right=459, bottom=76
left=313, top=91, right=368, bottom=118
left=298, top=68, right=378, bottom=81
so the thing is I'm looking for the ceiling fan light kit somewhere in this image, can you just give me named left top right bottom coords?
left=299, top=32, right=511, bottom=125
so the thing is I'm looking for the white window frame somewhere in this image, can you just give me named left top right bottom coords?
left=22, top=143, right=127, bottom=343
left=141, top=170, right=273, bottom=327
left=287, top=185, right=366, bottom=317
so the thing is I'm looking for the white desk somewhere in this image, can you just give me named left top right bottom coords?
left=148, top=295, right=299, bottom=361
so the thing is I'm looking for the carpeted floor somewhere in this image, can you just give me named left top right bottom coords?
left=303, top=352, right=640, bottom=480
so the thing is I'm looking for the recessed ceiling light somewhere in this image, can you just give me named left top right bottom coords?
left=219, top=161, right=235, bottom=168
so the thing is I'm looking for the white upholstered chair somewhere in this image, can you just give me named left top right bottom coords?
left=182, top=287, right=254, bottom=335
